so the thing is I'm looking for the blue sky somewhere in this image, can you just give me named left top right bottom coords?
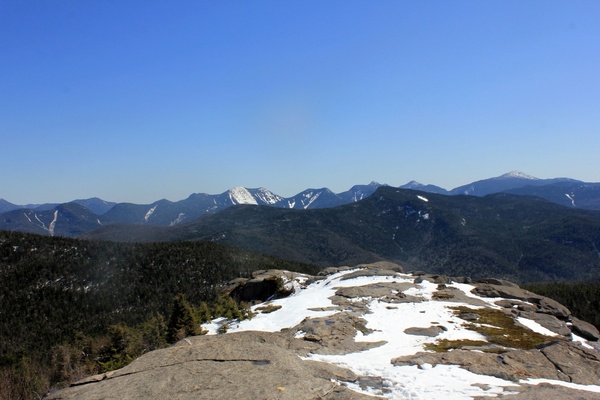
left=1, top=1, right=599, bottom=204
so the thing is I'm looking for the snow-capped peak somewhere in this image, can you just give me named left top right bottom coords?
left=499, top=171, right=539, bottom=180
left=228, top=187, right=258, bottom=205
left=403, top=180, right=425, bottom=188
left=252, top=187, right=283, bottom=205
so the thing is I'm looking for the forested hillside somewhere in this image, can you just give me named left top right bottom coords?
left=86, top=187, right=600, bottom=284
left=0, top=230, right=319, bottom=399
left=523, top=281, right=600, bottom=328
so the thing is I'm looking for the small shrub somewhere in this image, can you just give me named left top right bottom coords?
left=256, top=304, right=282, bottom=314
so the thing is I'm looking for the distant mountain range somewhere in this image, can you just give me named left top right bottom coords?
left=84, top=186, right=600, bottom=283
left=1, top=171, right=600, bottom=237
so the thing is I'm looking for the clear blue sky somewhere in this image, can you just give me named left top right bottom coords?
left=1, top=1, right=599, bottom=204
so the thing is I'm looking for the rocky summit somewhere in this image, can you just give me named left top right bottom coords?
left=47, top=262, right=600, bottom=400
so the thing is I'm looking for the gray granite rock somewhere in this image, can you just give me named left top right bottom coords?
left=570, top=316, right=600, bottom=341
left=46, top=331, right=380, bottom=400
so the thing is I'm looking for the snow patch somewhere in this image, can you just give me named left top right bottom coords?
left=144, top=205, right=157, bottom=223
left=417, top=195, right=429, bottom=202
left=301, top=192, right=320, bottom=209
left=516, top=317, right=559, bottom=337
left=500, top=171, right=539, bottom=180
left=520, top=378, right=600, bottom=394
left=170, top=213, right=186, bottom=226
left=565, top=193, right=576, bottom=207
left=34, top=214, right=47, bottom=230
left=229, top=187, right=258, bottom=205
left=254, top=188, right=283, bottom=204
left=202, top=269, right=600, bottom=399
left=48, top=210, right=58, bottom=236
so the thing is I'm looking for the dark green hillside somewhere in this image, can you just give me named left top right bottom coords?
left=85, top=187, right=600, bottom=283
left=524, top=281, right=600, bottom=329
left=0, top=203, right=102, bottom=237
left=505, top=182, right=600, bottom=210
left=0, top=231, right=318, bottom=380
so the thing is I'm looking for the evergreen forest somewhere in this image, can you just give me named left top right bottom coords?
left=1, top=228, right=600, bottom=399
left=0, top=230, right=318, bottom=399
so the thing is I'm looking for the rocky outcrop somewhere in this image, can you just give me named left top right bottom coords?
left=472, top=283, right=571, bottom=319
left=404, top=325, right=447, bottom=337
left=224, top=269, right=310, bottom=302
left=392, top=340, right=600, bottom=385
left=46, top=331, right=378, bottom=400
left=570, top=316, right=600, bottom=341
left=47, top=263, right=600, bottom=400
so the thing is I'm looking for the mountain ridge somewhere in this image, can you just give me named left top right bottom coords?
left=83, top=186, right=600, bottom=284
left=2, top=171, right=600, bottom=237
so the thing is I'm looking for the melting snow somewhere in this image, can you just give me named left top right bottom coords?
left=203, top=270, right=600, bottom=398
left=516, top=317, right=559, bottom=337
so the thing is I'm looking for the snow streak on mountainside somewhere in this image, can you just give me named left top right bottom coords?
left=4, top=172, right=600, bottom=238
left=48, top=210, right=58, bottom=236
left=170, top=213, right=185, bottom=226
left=144, top=205, right=157, bottom=223
left=301, top=191, right=321, bottom=209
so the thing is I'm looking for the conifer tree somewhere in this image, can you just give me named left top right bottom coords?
left=167, top=294, right=199, bottom=343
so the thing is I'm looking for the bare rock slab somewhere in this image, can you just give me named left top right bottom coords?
left=46, top=331, right=379, bottom=400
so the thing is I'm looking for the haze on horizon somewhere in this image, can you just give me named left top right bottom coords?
left=1, top=1, right=599, bottom=204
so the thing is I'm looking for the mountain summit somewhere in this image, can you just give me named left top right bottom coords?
left=498, top=170, right=539, bottom=180
left=49, top=263, right=600, bottom=399
left=449, top=171, right=573, bottom=196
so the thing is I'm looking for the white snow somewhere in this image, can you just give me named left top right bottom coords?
left=500, top=171, right=539, bottom=180
left=144, top=205, right=157, bottom=223
left=254, top=188, right=283, bottom=204
left=170, top=213, right=186, bottom=226
left=34, top=213, right=47, bottom=230
left=301, top=191, right=321, bottom=209
left=520, top=378, right=600, bottom=394
left=417, top=195, right=429, bottom=202
left=229, top=187, right=258, bottom=205
left=203, top=269, right=600, bottom=399
left=565, top=193, right=576, bottom=207
left=516, top=317, right=559, bottom=337
left=48, top=210, right=58, bottom=236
